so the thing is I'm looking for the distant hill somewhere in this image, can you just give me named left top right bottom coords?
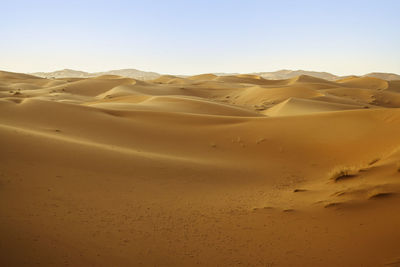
left=31, top=69, right=91, bottom=79
left=31, top=68, right=161, bottom=80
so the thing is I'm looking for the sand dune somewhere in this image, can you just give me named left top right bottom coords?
left=323, top=87, right=400, bottom=108
left=187, top=73, right=217, bottom=81
left=214, top=74, right=278, bottom=85
left=86, top=95, right=262, bottom=116
left=337, top=76, right=389, bottom=90
left=152, top=75, right=187, bottom=84
left=1, top=70, right=400, bottom=266
left=263, top=97, right=367, bottom=116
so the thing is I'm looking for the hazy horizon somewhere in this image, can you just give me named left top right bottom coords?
left=26, top=67, right=400, bottom=77
left=2, top=0, right=400, bottom=75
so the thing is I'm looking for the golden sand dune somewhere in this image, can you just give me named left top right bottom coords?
left=227, top=85, right=324, bottom=109
left=324, top=87, right=400, bottom=108
left=337, top=76, right=389, bottom=90
left=86, top=95, right=262, bottom=116
left=1, top=70, right=400, bottom=266
left=263, top=97, right=367, bottom=116
left=97, top=82, right=188, bottom=99
left=287, top=74, right=339, bottom=85
left=387, top=80, right=400, bottom=92
left=153, top=75, right=188, bottom=84
left=214, top=74, right=283, bottom=85
left=187, top=73, right=217, bottom=81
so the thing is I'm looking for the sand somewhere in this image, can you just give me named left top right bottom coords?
left=1, top=70, right=400, bottom=266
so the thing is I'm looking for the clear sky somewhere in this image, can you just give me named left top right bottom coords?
left=1, top=0, right=399, bottom=75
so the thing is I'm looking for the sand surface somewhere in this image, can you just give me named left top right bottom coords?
left=1, top=70, right=400, bottom=266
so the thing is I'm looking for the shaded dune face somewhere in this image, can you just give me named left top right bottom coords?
left=1, top=70, right=400, bottom=266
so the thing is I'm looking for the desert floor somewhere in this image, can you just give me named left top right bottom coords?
left=1, top=71, right=400, bottom=266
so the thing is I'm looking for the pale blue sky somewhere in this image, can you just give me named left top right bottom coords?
left=1, top=0, right=399, bottom=75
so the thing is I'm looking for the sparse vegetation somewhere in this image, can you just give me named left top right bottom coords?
left=368, top=158, right=380, bottom=165
left=256, top=138, right=266, bottom=144
left=324, top=202, right=343, bottom=208
left=368, top=192, right=396, bottom=200
left=293, top=189, right=307, bottom=193
left=329, top=166, right=359, bottom=182
left=283, top=209, right=295, bottom=212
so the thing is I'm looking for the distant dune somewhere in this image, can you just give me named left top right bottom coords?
left=253, top=69, right=339, bottom=80
left=30, top=68, right=400, bottom=81
left=363, top=72, right=400, bottom=81
left=2, top=69, right=400, bottom=266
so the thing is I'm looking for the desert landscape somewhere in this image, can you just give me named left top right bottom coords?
left=1, top=69, right=400, bottom=266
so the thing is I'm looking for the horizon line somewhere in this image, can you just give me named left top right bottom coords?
left=3, top=68, right=399, bottom=77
